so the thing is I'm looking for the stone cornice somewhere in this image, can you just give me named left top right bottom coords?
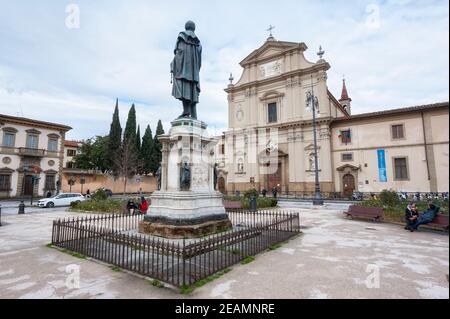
left=0, top=114, right=72, bottom=132
left=225, top=64, right=331, bottom=94
left=224, top=117, right=334, bottom=134
left=2, top=127, right=18, bottom=133
left=47, top=133, right=61, bottom=139
left=25, top=128, right=42, bottom=135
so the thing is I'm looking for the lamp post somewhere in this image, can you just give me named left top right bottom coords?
left=80, top=174, right=85, bottom=195
left=69, top=175, right=75, bottom=192
left=308, top=75, right=324, bottom=206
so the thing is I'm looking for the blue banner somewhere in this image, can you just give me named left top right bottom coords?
left=377, top=149, right=387, bottom=182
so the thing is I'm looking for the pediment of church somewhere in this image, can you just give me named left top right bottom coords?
left=240, top=41, right=307, bottom=67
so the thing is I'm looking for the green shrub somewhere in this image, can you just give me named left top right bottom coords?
left=71, top=199, right=123, bottom=214
left=378, top=189, right=400, bottom=207
left=91, top=189, right=108, bottom=201
left=223, top=195, right=241, bottom=202
left=241, top=197, right=277, bottom=209
left=243, top=188, right=259, bottom=199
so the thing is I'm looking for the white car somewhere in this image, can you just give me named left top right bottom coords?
left=38, top=193, right=86, bottom=208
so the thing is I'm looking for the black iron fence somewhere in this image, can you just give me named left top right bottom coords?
left=51, top=210, right=300, bottom=288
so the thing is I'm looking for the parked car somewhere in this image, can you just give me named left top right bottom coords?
left=94, top=188, right=113, bottom=197
left=37, top=193, right=86, bottom=208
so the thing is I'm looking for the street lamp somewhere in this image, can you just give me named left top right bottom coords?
left=80, top=174, right=85, bottom=194
left=68, top=175, right=76, bottom=192
left=307, top=75, right=324, bottom=206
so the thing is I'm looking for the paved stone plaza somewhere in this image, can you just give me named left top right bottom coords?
left=0, top=205, right=448, bottom=299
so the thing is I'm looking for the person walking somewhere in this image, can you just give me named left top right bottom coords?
left=261, top=188, right=267, bottom=198
left=272, top=186, right=278, bottom=199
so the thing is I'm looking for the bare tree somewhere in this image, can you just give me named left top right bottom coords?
left=113, top=138, right=141, bottom=195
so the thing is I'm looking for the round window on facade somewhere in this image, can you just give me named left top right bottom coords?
left=2, top=157, right=12, bottom=165
left=48, top=160, right=55, bottom=167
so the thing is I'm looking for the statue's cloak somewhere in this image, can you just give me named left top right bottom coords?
left=171, top=30, right=202, bottom=103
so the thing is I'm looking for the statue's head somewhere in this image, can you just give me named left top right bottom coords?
left=185, top=20, right=196, bottom=32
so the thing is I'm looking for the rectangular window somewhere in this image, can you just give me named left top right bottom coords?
left=341, top=153, right=354, bottom=161
left=0, top=174, right=11, bottom=191
left=268, top=103, right=277, bottom=123
left=220, top=144, right=225, bottom=155
left=394, top=157, right=409, bottom=180
left=392, top=124, right=405, bottom=140
left=339, top=129, right=351, bottom=144
left=26, top=134, right=39, bottom=149
left=67, top=149, right=77, bottom=157
left=2, top=132, right=15, bottom=147
left=48, top=139, right=58, bottom=152
left=45, top=175, right=56, bottom=191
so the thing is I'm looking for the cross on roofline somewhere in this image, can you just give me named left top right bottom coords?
left=267, top=25, right=275, bottom=37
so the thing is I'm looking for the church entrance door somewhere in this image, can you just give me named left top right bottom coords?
left=24, top=175, right=34, bottom=196
left=267, top=163, right=282, bottom=193
left=343, top=174, right=355, bottom=194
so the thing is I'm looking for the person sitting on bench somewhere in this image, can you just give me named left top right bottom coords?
left=404, top=202, right=419, bottom=230
left=126, top=199, right=138, bottom=215
left=408, top=202, right=440, bottom=232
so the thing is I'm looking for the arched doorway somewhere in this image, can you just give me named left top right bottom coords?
left=343, top=174, right=355, bottom=194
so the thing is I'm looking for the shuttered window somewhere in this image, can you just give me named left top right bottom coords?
left=392, top=124, right=405, bottom=139
left=0, top=175, right=11, bottom=191
left=2, top=132, right=15, bottom=147
left=394, top=157, right=409, bottom=180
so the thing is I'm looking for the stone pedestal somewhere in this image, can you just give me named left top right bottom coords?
left=139, top=118, right=231, bottom=239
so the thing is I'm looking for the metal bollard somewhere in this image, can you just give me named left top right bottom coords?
left=18, top=201, right=25, bottom=215
left=249, top=195, right=257, bottom=212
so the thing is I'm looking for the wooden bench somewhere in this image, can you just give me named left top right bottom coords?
left=344, top=205, right=384, bottom=222
left=425, top=214, right=449, bottom=232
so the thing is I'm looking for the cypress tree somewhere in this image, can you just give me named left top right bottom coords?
left=141, top=125, right=154, bottom=175
left=151, top=120, right=165, bottom=174
left=124, top=104, right=137, bottom=145
left=136, top=125, right=141, bottom=153
left=107, top=99, right=122, bottom=173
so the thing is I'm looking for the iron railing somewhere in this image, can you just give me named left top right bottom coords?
left=51, top=210, right=300, bottom=288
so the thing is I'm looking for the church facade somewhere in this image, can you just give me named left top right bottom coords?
left=215, top=37, right=449, bottom=195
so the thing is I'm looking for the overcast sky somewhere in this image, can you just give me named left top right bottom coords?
left=0, top=0, right=448, bottom=140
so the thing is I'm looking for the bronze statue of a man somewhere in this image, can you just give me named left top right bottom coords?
left=171, top=21, right=202, bottom=120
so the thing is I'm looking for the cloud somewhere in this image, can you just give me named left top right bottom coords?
left=0, top=0, right=448, bottom=140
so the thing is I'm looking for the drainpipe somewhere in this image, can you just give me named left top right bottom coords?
left=421, top=112, right=431, bottom=181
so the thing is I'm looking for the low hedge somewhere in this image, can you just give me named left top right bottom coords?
left=241, top=197, right=278, bottom=209
left=70, top=199, right=125, bottom=214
